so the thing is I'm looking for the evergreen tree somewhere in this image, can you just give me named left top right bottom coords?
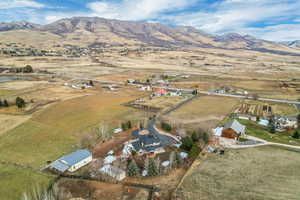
left=202, top=132, right=209, bottom=144
left=292, top=131, right=300, bottom=139
left=161, top=121, right=172, bottom=132
left=89, top=80, right=94, bottom=86
left=127, top=159, right=140, bottom=177
left=16, top=97, right=26, bottom=108
left=3, top=99, right=9, bottom=107
left=256, top=116, right=260, bottom=122
left=121, top=122, right=128, bottom=131
left=269, top=124, right=276, bottom=134
left=23, top=65, right=33, bottom=73
left=147, top=158, right=159, bottom=176
left=191, top=131, right=200, bottom=142
left=139, top=123, right=144, bottom=129
left=180, top=136, right=194, bottom=151
left=189, top=144, right=201, bottom=159
left=127, top=121, right=132, bottom=129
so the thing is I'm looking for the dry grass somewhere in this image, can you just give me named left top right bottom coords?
left=242, top=100, right=298, bottom=116
left=0, top=163, right=54, bottom=200
left=175, top=146, right=300, bottom=200
left=0, top=114, right=31, bottom=136
left=0, top=92, right=141, bottom=167
left=168, top=95, right=240, bottom=130
left=138, top=96, right=186, bottom=111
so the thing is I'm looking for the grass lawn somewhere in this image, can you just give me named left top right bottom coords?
left=0, top=163, right=55, bottom=200
left=175, top=146, right=300, bottom=200
left=239, top=119, right=300, bottom=146
left=0, top=93, right=139, bottom=167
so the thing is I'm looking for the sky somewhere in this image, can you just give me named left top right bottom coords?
left=0, top=0, right=300, bottom=41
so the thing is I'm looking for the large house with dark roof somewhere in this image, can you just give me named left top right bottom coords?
left=131, top=129, right=165, bottom=154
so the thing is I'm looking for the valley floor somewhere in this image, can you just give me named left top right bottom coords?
left=174, top=146, right=300, bottom=200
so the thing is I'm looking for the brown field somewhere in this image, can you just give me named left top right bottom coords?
left=175, top=146, right=300, bottom=200
left=167, top=95, right=240, bottom=130
left=0, top=90, right=144, bottom=167
left=236, top=100, right=298, bottom=116
left=138, top=96, right=187, bottom=112
left=0, top=114, right=31, bottom=136
left=57, top=179, right=124, bottom=200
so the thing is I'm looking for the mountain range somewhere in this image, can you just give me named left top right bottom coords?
left=0, top=17, right=300, bottom=55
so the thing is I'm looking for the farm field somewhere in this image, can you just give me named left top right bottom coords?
left=260, top=93, right=300, bottom=101
left=236, top=100, right=298, bottom=117
left=167, top=95, right=240, bottom=130
left=0, top=163, right=55, bottom=200
left=0, top=114, right=31, bottom=136
left=137, top=96, right=188, bottom=112
left=0, top=92, right=142, bottom=167
left=175, top=146, right=300, bottom=200
left=239, top=119, right=300, bottom=146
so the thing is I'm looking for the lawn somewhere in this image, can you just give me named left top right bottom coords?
left=0, top=163, right=55, bottom=200
left=239, top=119, right=300, bottom=146
left=0, top=93, right=139, bottom=167
left=175, top=146, right=300, bottom=200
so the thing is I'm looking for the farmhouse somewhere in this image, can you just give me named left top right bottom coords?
left=222, top=120, right=246, bottom=140
left=274, top=116, right=298, bottom=130
left=100, top=165, right=126, bottom=181
left=49, top=149, right=92, bottom=173
left=131, top=129, right=165, bottom=154
left=154, top=88, right=168, bottom=96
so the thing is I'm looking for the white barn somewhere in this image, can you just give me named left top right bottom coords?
left=49, top=149, right=92, bottom=173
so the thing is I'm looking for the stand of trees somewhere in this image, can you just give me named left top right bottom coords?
left=180, top=129, right=209, bottom=159
left=292, top=130, right=299, bottom=139
left=161, top=121, right=172, bottom=132
left=10, top=65, right=33, bottom=73
left=127, top=159, right=140, bottom=177
left=121, top=121, right=132, bottom=131
left=0, top=99, right=9, bottom=107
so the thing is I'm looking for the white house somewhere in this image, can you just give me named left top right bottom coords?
left=100, top=165, right=126, bottom=181
left=49, top=149, right=92, bottom=173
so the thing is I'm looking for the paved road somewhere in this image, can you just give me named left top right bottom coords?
left=198, top=91, right=300, bottom=105
left=133, top=83, right=300, bottom=105
left=147, top=120, right=179, bottom=146
left=228, top=135, right=300, bottom=150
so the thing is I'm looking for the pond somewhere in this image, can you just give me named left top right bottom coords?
left=0, top=76, right=33, bottom=83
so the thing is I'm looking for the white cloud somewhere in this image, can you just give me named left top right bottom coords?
left=165, top=0, right=300, bottom=33
left=160, top=0, right=300, bottom=41
left=0, top=0, right=44, bottom=9
left=87, top=0, right=198, bottom=21
left=240, top=24, right=300, bottom=41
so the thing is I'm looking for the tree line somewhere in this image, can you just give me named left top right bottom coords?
left=0, top=97, right=26, bottom=108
